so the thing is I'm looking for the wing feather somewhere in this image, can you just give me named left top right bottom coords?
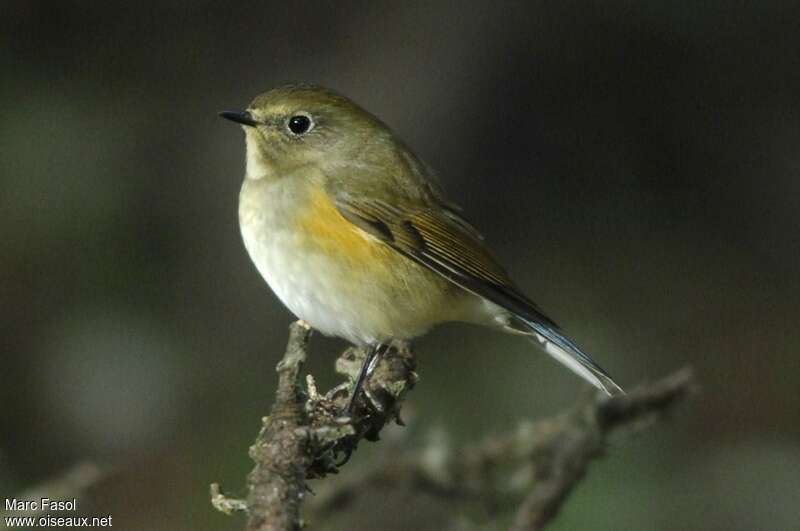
left=334, top=196, right=558, bottom=329
left=334, top=194, right=623, bottom=396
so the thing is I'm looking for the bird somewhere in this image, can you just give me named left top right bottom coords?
left=220, top=84, right=623, bottom=406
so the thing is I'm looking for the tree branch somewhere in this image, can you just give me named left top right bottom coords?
left=509, top=367, right=695, bottom=531
left=211, top=321, right=418, bottom=530
left=307, top=368, right=695, bottom=529
left=243, top=321, right=313, bottom=531
left=211, top=322, right=694, bottom=531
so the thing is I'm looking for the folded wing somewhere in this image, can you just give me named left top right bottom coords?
left=334, top=194, right=622, bottom=396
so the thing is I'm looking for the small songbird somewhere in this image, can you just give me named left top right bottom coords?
left=220, top=84, right=623, bottom=401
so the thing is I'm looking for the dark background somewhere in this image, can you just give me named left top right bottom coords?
left=2, top=2, right=799, bottom=530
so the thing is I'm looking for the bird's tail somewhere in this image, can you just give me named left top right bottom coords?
left=509, top=315, right=624, bottom=396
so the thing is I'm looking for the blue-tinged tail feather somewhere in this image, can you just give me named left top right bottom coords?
left=516, top=317, right=624, bottom=396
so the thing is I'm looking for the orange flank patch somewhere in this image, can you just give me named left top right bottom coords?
left=296, top=187, right=395, bottom=266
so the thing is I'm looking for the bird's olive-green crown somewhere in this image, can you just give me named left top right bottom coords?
left=249, top=84, right=380, bottom=124
left=243, top=85, right=394, bottom=172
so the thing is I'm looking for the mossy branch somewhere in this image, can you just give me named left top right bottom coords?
left=211, top=321, right=416, bottom=531
left=210, top=321, right=694, bottom=531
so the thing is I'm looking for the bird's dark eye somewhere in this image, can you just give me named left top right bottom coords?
left=287, top=114, right=313, bottom=135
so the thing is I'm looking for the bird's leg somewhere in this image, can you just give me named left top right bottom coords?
left=346, top=343, right=385, bottom=413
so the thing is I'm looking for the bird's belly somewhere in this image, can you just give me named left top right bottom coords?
left=239, top=185, right=463, bottom=345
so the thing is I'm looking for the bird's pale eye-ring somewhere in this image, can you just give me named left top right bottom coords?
left=286, top=112, right=314, bottom=136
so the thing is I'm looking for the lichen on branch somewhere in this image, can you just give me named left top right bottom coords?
left=211, top=321, right=694, bottom=531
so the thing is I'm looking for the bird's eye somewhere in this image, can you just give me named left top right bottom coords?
left=287, top=113, right=313, bottom=135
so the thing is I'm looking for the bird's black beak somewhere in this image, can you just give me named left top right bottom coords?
left=218, top=110, right=258, bottom=127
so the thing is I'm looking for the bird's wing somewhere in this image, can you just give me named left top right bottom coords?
left=334, top=194, right=623, bottom=396
left=333, top=194, right=558, bottom=329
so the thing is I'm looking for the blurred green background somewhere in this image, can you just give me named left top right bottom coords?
left=2, top=1, right=799, bottom=530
